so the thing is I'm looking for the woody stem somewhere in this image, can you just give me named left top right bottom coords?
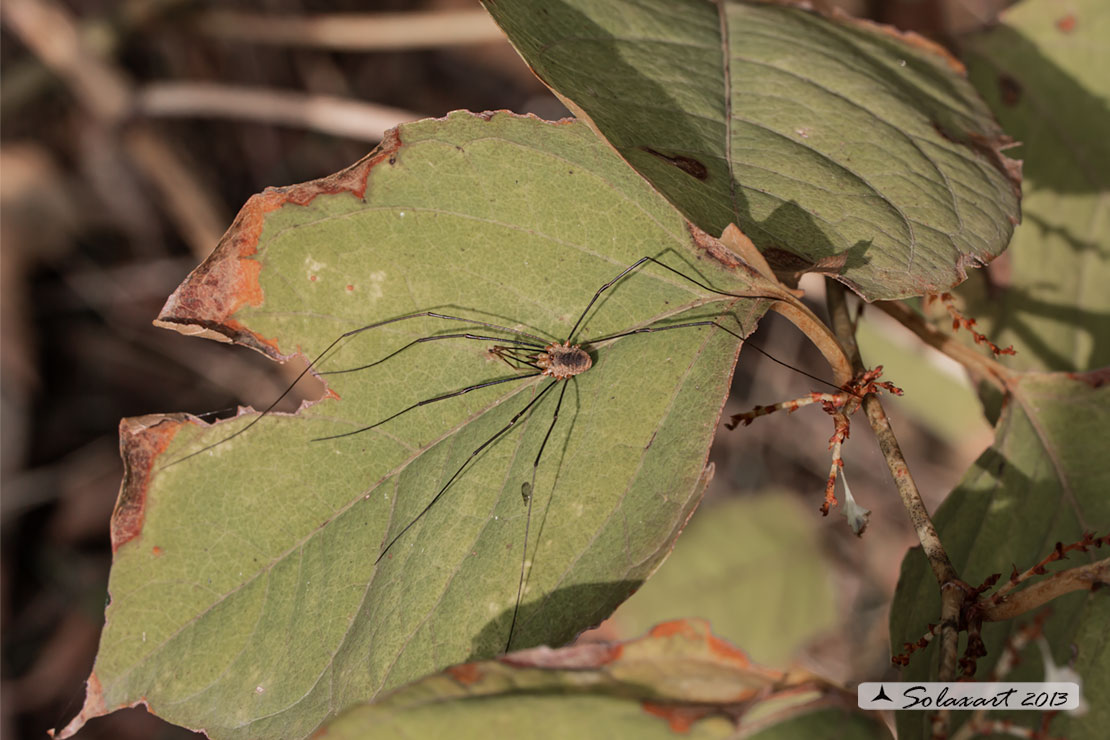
left=825, top=282, right=962, bottom=739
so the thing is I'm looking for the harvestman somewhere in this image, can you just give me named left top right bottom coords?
left=170, top=255, right=842, bottom=651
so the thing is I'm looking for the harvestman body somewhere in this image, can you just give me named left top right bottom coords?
left=167, top=255, right=837, bottom=651
left=532, top=342, right=593, bottom=380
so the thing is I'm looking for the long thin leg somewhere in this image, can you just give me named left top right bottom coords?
left=588, top=320, right=846, bottom=394
left=742, top=340, right=850, bottom=394
left=566, top=255, right=780, bottom=343
left=506, top=379, right=570, bottom=652
left=491, top=346, right=544, bottom=372
left=341, top=310, right=550, bottom=346
left=162, top=313, right=548, bottom=468
left=375, top=379, right=559, bottom=564
left=322, top=333, right=544, bottom=376
left=161, top=332, right=353, bottom=467
left=566, top=256, right=654, bottom=342
left=314, top=372, right=542, bottom=442
left=586, top=318, right=745, bottom=345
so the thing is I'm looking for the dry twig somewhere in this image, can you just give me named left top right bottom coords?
left=136, top=83, right=421, bottom=143
left=826, top=284, right=961, bottom=739
left=191, top=9, right=505, bottom=51
left=2, top=0, right=226, bottom=259
left=873, top=300, right=1011, bottom=391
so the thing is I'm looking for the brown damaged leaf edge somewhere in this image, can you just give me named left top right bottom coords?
left=641, top=703, right=716, bottom=733
left=472, top=108, right=579, bottom=127
left=835, top=9, right=966, bottom=75
left=500, top=641, right=623, bottom=670
left=959, top=131, right=1024, bottom=204
left=53, top=673, right=174, bottom=740
left=646, top=619, right=761, bottom=671
left=631, top=621, right=840, bottom=733
left=56, top=416, right=212, bottom=737
left=753, top=1, right=966, bottom=75
left=56, top=672, right=210, bottom=740
left=51, top=673, right=107, bottom=739
left=155, top=128, right=404, bottom=359
left=112, top=415, right=186, bottom=553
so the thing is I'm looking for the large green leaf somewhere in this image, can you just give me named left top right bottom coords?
left=606, top=493, right=837, bottom=667
left=949, top=0, right=1110, bottom=372
left=316, top=620, right=890, bottom=739
left=67, top=112, right=774, bottom=738
left=890, top=370, right=1110, bottom=740
left=482, top=0, right=1021, bottom=300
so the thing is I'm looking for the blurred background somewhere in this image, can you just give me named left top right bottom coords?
left=1, top=1, right=1010, bottom=737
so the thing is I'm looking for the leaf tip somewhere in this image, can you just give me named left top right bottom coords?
left=52, top=672, right=107, bottom=739
left=157, top=129, right=404, bottom=358
left=113, top=416, right=183, bottom=552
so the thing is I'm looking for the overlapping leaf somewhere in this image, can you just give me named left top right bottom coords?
left=892, top=7, right=1110, bottom=736
left=67, top=112, right=775, bottom=739
left=316, top=620, right=890, bottom=739
left=947, top=0, right=1110, bottom=372
left=890, top=370, right=1110, bottom=740
left=483, top=0, right=1021, bottom=299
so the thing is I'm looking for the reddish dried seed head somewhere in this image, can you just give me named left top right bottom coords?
left=537, top=342, right=592, bottom=380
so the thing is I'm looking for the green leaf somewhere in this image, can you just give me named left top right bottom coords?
left=606, top=494, right=838, bottom=667
left=482, top=0, right=1021, bottom=300
left=890, top=370, right=1110, bottom=740
left=70, top=112, right=774, bottom=739
left=743, top=702, right=891, bottom=740
left=316, top=619, right=890, bottom=739
left=948, top=0, right=1110, bottom=372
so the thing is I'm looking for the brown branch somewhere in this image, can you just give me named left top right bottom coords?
left=861, top=393, right=957, bottom=588
left=0, top=0, right=190, bottom=114
left=828, top=285, right=957, bottom=585
left=951, top=614, right=1057, bottom=740
left=727, top=365, right=900, bottom=517
left=823, top=416, right=849, bottom=514
left=826, top=283, right=962, bottom=738
left=990, top=532, right=1109, bottom=603
left=1, top=0, right=132, bottom=122
left=927, top=292, right=1016, bottom=357
left=725, top=389, right=858, bottom=428
left=873, top=299, right=1011, bottom=391
left=122, top=128, right=228, bottom=260
left=2, top=0, right=227, bottom=259
left=892, top=623, right=939, bottom=666
left=716, top=238, right=903, bottom=519
left=715, top=224, right=855, bottom=388
left=769, top=299, right=854, bottom=387
left=190, top=9, right=505, bottom=51
left=982, top=557, right=1110, bottom=622
left=136, top=82, right=421, bottom=143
